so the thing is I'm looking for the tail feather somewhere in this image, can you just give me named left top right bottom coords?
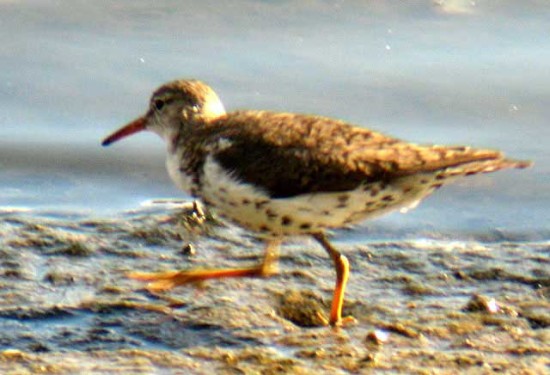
left=440, top=157, right=532, bottom=178
left=387, top=143, right=531, bottom=177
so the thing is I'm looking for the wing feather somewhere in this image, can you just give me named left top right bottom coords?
left=191, top=111, right=530, bottom=198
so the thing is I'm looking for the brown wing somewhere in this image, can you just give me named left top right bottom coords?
left=212, top=136, right=375, bottom=198
left=203, top=111, right=530, bottom=198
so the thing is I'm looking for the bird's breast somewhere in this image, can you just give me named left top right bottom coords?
left=166, top=151, right=196, bottom=194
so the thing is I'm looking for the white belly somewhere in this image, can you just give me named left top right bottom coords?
left=200, top=156, right=443, bottom=236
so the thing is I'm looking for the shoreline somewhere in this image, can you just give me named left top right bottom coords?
left=0, top=205, right=548, bottom=373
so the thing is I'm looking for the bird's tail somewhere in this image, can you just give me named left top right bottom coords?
left=440, top=156, right=532, bottom=178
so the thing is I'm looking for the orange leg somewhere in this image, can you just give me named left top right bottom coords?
left=129, top=239, right=281, bottom=292
left=312, top=232, right=351, bottom=326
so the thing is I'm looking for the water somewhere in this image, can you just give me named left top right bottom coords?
left=0, top=1, right=550, bottom=238
left=0, top=1, right=549, bottom=372
left=2, top=0, right=548, bottom=235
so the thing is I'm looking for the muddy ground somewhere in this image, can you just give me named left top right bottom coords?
left=0, top=203, right=548, bottom=374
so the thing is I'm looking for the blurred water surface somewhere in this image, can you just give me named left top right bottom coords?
left=0, top=3, right=549, bottom=372
left=1, top=0, right=548, bottom=236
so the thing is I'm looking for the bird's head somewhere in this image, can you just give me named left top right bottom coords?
left=102, top=79, right=226, bottom=147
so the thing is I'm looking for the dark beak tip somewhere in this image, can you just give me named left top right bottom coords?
left=101, top=116, right=147, bottom=148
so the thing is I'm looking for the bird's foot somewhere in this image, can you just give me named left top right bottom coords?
left=331, top=315, right=358, bottom=327
left=127, top=266, right=268, bottom=292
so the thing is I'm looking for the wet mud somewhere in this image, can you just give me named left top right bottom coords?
left=0, top=203, right=548, bottom=374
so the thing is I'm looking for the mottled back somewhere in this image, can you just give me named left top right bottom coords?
left=178, top=110, right=529, bottom=198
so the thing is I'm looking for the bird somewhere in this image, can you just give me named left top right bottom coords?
left=102, top=79, right=531, bottom=326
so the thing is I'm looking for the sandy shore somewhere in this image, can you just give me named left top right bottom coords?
left=0, top=203, right=548, bottom=374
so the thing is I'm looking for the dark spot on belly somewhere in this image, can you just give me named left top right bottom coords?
left=402, top=186, right=413, bottom=193
left=370, top=187, right=380, bottom=197
left=336, top=194, right=350, bottom=209
left=435, top=174, right=446, bottom=180
left=337, top=194, right=350, bottom=203
left=420, top=179, right=429, bottom=184
left=281, top=216, right=292, bottom=226
left=365, top=201, right=375, bottom=207
left=322, top=210, right=331, bottom=216
left=242, top=198, right=251, bottom=205
left=228, top=201, right=238, bottom=207
left=255, top=200, right=269, bottom=209
left=259, top=225, right=270, bottom=232
left=431, top=183, right=443, bottom=189
left=299, top=223, right=312, bottom=230
left=382, top=195, right=394, bottom=202
left=465, top=171, right=477, bottom=176
left=265, top=209, right=278, bottom=220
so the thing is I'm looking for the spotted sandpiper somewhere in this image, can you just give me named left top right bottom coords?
left=102, top=79, right=531, bottom=326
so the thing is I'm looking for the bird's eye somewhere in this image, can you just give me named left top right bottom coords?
left=153, top=99, right=165, bottom=111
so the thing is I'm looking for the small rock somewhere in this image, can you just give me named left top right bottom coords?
left=50, top=241, right=93, bottom=257
left=464, top=294, right=499, bottom=314
left=180, top=243, right=196, bottom=256
left=380, top=322, right=420, bottom=339
left=44, top=271, right=75, bottom=285
left=276, top=289, right=329, bottom=327
left=365, top=329, right=389, bottom=345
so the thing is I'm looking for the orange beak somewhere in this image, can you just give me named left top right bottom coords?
left=101, top=116, right=147, bottom=146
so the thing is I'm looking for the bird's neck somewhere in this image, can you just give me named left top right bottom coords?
left=167, top=131, right=180, bottom=155
left=165, top=127, right=203, bottom=185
